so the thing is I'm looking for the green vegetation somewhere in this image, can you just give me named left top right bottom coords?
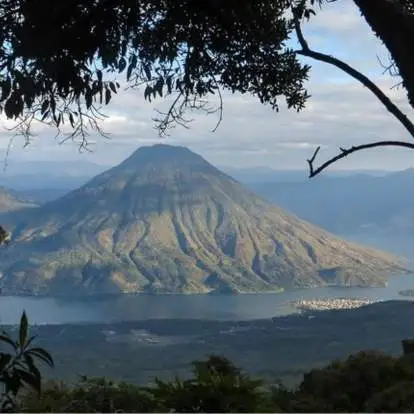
left=2, top=303, right=414, bottom=411
left=15, top=350, right=414, bottom=412
left=0, top=145, right=406, bottom=295
left=0, top=312, right=53, bottom=412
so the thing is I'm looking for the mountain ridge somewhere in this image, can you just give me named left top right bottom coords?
left=0, top=144, right=407, bottom=295
left=0, top=187, right=37, bottom=213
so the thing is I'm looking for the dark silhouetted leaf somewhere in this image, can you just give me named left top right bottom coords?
left=85, top=90, right=92, bottom=108
left=0, top=353, right=12, bottom=372
left=27, top=347, right=54, bottom=367
left=109, top=82, right=117, bottom=94
left=19, top=311, right=28, bottom=348
left=97, top=70, right=103, bottom=83
left=0, top=333, right=17, bottom=351
left=41, top=110, right=50, bottom=122
left=118, top=57, right=127, bottom=73
left=41, top=99, right=49, bottom=115
left=15, top=368, right=41, bottom=394
left=0, top=78, right=12, bottom=102
left=105, top=88, right=111, bottom=105
left=143, top=65, right=152, bottom=81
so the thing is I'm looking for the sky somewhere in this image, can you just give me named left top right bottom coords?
left=1, top=1, right=414, bottom=174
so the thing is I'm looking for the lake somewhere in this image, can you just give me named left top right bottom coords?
left=0, top=233, right=413, bottom=325
left=0, top=272, right=412, bottom=325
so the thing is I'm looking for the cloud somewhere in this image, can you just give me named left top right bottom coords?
left=307, top=2, right=361, bottom=33
left=0, top=2, right=413, bottom=173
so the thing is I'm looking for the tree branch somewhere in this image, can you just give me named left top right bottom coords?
left=307, top=140, right=414, bottom=178
left=293, top=13, right=414, bottom=138
left=292, top=8, right=414, bottom=178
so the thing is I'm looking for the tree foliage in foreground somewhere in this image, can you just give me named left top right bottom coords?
left=0, top=1, right=414, bottom=176
left=0, top=0, right=309, bottom=139
left=18, top=350, right=414, bottom=412
left=0, top=311, right=53, bottom=412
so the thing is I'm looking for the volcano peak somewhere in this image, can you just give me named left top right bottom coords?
left=0, top=145, right=406, bottom=295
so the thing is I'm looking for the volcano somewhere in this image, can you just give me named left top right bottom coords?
left=0, top=144, right=406, bottom=295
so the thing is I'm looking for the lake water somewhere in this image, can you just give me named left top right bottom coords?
left=0, top=233, right=413, bottom=325
left=0, top=272, right=413, bottom=325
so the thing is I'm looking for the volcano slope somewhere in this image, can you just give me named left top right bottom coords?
left=0, top=144, right=407, bottom=295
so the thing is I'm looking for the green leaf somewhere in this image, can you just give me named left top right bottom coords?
left=69, top=112, right=75, bottom=127
left=144, top=86, right=152, bottom=102
left=40, top=99, right=49, bottom=115
left=50, top=97, right=56, bottom=113
left=97, top=70, right=103, bottom=83
left=155, top=78, right=164, bottom=97
left=15, top=95, right=24, bottom=118
left=127, top=64, right=133, bottom=82
left=105, top=88, right=111, bottom=105
left=15, top=368, right=41, bottom=394
left=19, top=311, right=28, bottom=348
left=166, top=76, right=173, bottom=94
left=41, top=110, right=50, bottom=122
left=85, top=89, right=92, bottom=108
left=0, top=333, right=17, bottom=351
left=0, top=353, right=12, bottom=372
left=5, top=372, right=22, bottom=395
left=109, top=82, right=117, bottom=94
left=27, top=347, right=54, bottom=368
left=130, top=54, right=138, bottom=70
left=24, top=353, right=41, bottom=382
left=118, top=57, right=127, bottom=73
left=0, top=77, right=11, bottom=102
left=22, top=334, right=37, bottom=352
left=143, top=64, right=152, bottom=81
left=127, top=54, right=138, bottom=81
left=3, top=98, right=13, bottom=119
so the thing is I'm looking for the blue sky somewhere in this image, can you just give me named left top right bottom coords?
left=1, top=1, right=413, bottom=173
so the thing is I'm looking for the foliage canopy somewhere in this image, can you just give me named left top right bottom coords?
left=18, top=351, right=414, bottom=412
left=0, top=0, right=309, bottom=141
left=0, top=0, right=414, bottom=174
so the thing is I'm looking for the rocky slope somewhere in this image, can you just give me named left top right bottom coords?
left=0, top=145, right=407, bottom=295
left=0, top=187, right=37, bottom=213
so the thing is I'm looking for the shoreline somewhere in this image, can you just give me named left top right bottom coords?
left=291, top=297, right=381, bottom=312
left=0, top=281, right=400, bottom=299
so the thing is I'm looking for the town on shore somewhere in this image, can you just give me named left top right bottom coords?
left=291, top=297, right=379, bottom=312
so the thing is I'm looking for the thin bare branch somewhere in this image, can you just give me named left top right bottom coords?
left=308, top=140, right=414, bottom=178
left=210, top=77, right=223, bottom=133
left=3, top=136, right=14, bottom=172
left=292, top=6, right=414, bottom=178
left=376, top=54, right=400, bottom=77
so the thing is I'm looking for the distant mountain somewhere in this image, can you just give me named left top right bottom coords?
left=246, top=168, right=414, bottom=235
left=220, top=167, right=308, bottom=183
left=0, top=187, right=37, bottom=213
left=17, top=188, right=72, bottom=204
left=0, top=145, right=406, bottom=295
left=0, top=174, right=96, bottom=193
left=0, top=160, right=107, bottom=192
left=221, top=167, right=387, bottom=184
left=1, top=159, right=106, bottom=177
